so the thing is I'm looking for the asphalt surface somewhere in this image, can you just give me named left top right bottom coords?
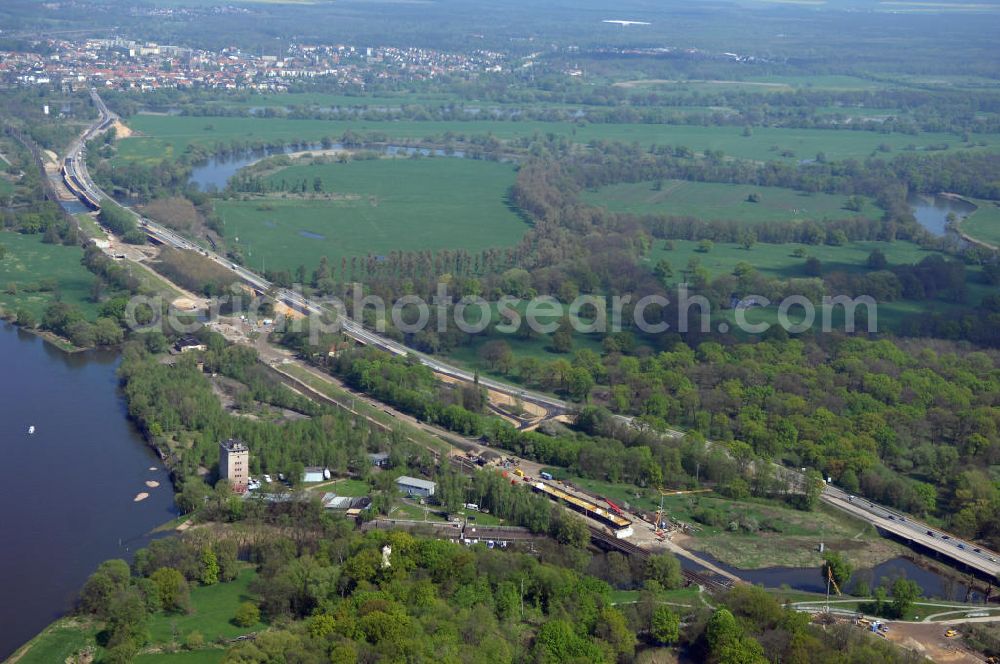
left=822, top=485, right=1000, bottom=579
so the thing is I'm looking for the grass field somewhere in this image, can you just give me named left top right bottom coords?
left=390, top=503, right=448, bottom=522
left=201, top=92, right=731, bottom=117
left=215, top=158, right=528, bottom=272
left=116, top=113, right=999, bottom=165
left=7, top=618, right=97, bottom=664
left=961, top=198, right=1000, bottom=247
left=325, top=478, right=370, bottom=496
left=645, top=238, right=944, bottom=281
left=582, top=179, right=881, bottom=223
left=0, top=231, right=100, bottom=321
left=613, top=75, right=885, bottom=93
left=147, top=568, right=264, bottom=645
left=644, top=239, right=991, bottom=330
left=445, top=326, right=605, bottom=382
left=565, top=475, right=898, bottom=568
left=0, top=176, right=14, bottom=198
left=73, top=212, right=107, bottom=240
left=210, top=91, right=462, bottom=109
left=136, top=650, right=226, bottom=663
left=609, top=586, right=704, bottom=608
left=7, top=570, right=260, bottom=664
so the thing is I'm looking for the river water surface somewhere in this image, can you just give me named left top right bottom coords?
left=0, top=324, right=176, bottom=659
left=908, top=192, right=977, bottom=237
left=187, top=143, right=468, bottom=191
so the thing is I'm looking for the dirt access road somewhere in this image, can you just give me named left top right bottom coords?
left=883, top=622, right=990, bottom=663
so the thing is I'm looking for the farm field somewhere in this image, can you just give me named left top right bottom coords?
left=961, top=198, right=1000, bottom=248
left=215, top=158, right=528, bottom=272
left=114, top=113, right=1000, bottom=164
left=582, top=179, right=881, bottom=223
left=0, top=231, right=100, bottom=321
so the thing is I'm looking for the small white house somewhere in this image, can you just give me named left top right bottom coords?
left=303, top=466, right=331, bottom=483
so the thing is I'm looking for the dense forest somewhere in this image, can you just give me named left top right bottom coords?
left=72, top=508, right=928, bottom=663
left=117, top=340, right=415, bottom=490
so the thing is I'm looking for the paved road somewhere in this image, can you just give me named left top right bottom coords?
left=822, top=485, right=1000, bottom=579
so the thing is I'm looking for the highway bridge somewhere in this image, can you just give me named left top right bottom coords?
left=822, top=485, right=1000, bottom=580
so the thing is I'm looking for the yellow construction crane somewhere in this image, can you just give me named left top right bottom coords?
left=825, top=563, right=842, bottom=613
left=653, top=487, right=712, bottom=530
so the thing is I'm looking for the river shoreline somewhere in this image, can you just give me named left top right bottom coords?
left=0, top=311, right=86, bottom=352
left=0, top=324, right=178, bottom=660
left=939, top=192, right=1000, bottom=251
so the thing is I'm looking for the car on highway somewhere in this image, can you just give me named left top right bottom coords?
left=957, top=543, right=966, bottom=550
left=926, top=530, right=934, bottom=536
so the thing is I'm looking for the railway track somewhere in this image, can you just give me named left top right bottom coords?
left=588, top=528, right=734, bottom=593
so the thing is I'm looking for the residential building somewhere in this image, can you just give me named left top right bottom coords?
left=175, top=335, right=206, bottom=353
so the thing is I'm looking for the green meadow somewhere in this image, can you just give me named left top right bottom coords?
left=582, top=179, right=881, bottom=224
left=445, top=326, right=606, bottom=382
left=207, top=91, right=463, bottom=109
left=136, top=651, right=226, bottom=663
left=215, top=158, right=528, bottom=272
left=613, top=74, right=884, bottom=93
left=116, top=113, right=998, bottom=165
left=146, top=568, right=264, bottom=645
left=646, top=238, right=948, bottom=281
left=0, top=176, right=15, bottom=198
left=9, top=569, right=260, bottom=664
left=961, top=198, right=1000, bottom=247
left=644, top=239, right=993, bottom=330
left=0, top=231, right=100, bottom=320
left=199, top=91, right=730, bottom=117
left=6, top=619, right=98, bottom=664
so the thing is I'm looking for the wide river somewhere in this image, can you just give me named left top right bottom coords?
left=0, top=324, right=176, bottom=660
